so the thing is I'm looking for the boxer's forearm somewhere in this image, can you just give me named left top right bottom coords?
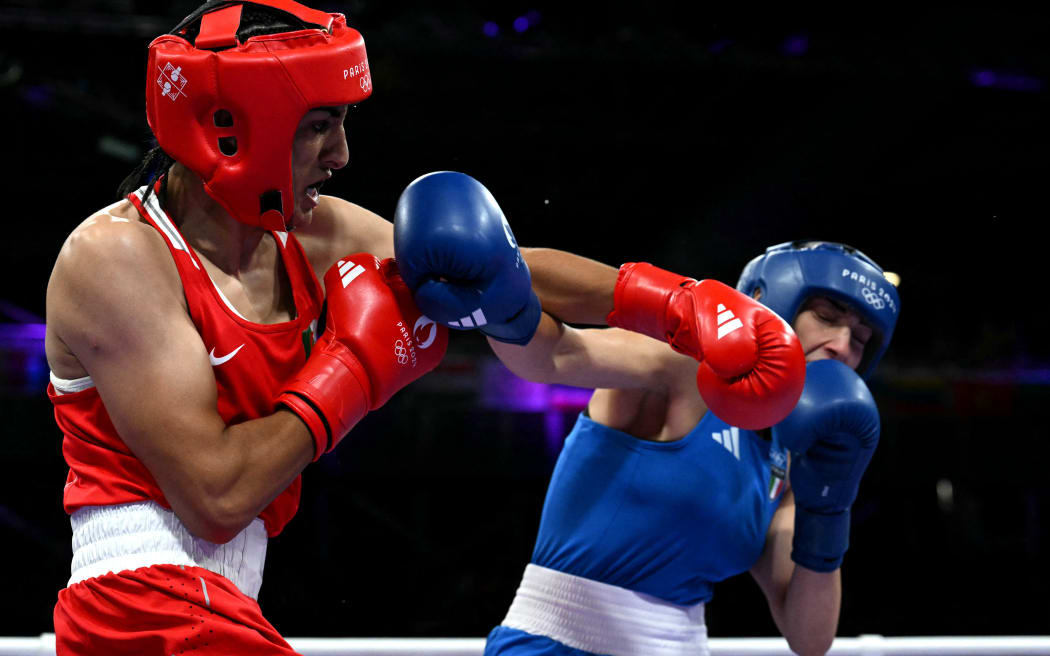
left=779, top=566, right=841, bottom=656
left=521, top=248, right=618, bottom=325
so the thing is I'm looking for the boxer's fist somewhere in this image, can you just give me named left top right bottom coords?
left=773, top=359, right=880, bottom=572
left=607, top=262, right=805, bottom=429
left=393, top=171, right=541, bottom=345
left=277, top=254, right=448, bottom=460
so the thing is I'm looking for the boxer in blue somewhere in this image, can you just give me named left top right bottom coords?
left=393, top=172, right=899, bottom=656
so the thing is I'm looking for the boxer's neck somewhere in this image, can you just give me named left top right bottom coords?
left=165, top=164, right=270, bottom=276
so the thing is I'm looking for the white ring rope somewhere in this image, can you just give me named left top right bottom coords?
left=2, top=635, right=1050, bottom=655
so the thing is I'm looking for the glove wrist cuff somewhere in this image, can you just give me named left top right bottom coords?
left=277, top=347, right=371, bottom=461
left=606, top=263, right=691, bottom=340
left=480, top=290, right=543, bottom=345
left=791, top=506, right=850, bottom=573
left=277, top=392, right=332, bottom=461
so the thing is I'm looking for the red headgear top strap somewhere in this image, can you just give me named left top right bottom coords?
left=194, top=4, right=243, bottom=50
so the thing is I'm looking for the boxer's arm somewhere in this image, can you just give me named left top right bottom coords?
left=47, top=219, right=314, bottom=544
left=521, top=247, right=617, bottom=325
left=487, top=311, right=697, bottom=395
left=750, top=490, right=841, bottom=656
left=489, top=312, right=705, bottom=439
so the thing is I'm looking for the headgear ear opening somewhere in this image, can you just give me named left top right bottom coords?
left=145, top=0, right=372, bottom=230
left=736, top=241, right=901, bottom=378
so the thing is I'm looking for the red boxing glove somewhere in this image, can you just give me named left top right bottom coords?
left=607, top=262, right=805, bottom=430
left=278, top=254, right=449, bottom=460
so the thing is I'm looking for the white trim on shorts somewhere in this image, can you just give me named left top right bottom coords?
left=501, top=564, right=709, bottom=656
left=68, top=500, right=267, bottom=600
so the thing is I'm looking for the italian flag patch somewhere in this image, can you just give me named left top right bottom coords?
left=768, top=474, right=785, bottom=500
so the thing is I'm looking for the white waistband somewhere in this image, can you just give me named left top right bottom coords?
left=50, top=370, right=94, bottom=394
left=501, top=564, right=708, bottom=656
left=68, top=501, right=267, bottom=600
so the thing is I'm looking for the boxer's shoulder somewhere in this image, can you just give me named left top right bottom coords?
left=296, top=195, right=394, bottom=275
left=58, top=202, right=171, bottom=278
left=51, top=200, right=183, bottom=320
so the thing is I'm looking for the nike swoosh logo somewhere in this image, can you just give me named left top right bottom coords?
left=208, top=344, right=245, bottom=366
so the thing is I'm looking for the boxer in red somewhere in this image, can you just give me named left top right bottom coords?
left=45, top=2, right=446, bottom=653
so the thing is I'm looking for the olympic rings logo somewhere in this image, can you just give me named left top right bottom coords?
left=394, top=340, right=408, bottom=364
left=360, top=75, right=372, bottom=93
left=861, top=287, right=885, bottom=309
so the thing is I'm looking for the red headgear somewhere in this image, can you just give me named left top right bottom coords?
left=145, top=0, right=372, bottom=230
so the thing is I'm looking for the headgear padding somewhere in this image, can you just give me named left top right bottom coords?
left=736, top=241, right=900, bottom=378
left=145, top=0, right=372, bottom=230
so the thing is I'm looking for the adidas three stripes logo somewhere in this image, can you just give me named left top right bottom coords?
left=716, top=303, right=744, bottom=340
left=450, top=308, right=488, bottom=329
left=712, top=426, right=741, bottom=460
left=338, top=260, right=366, bottom=288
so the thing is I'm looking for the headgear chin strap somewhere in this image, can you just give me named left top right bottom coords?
left=736, top=241, right=900, bottom=378
left=145, top=0, right=372, bottom=231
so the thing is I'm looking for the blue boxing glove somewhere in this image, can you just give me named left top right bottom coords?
left=773, top=359, right=880, bottom=572
left=393, top=171, right=542, bottom=345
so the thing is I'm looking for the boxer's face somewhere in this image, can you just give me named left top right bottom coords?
left=793, top=296, right=871, bottom=371
left=289, top=105, right=350, bottom=230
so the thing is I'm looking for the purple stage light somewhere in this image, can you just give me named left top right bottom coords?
left=544, top=411, right=568, bottom=454
left=971, top=68, right=1043, bottom=92
left=782, top=34, right=809, bottom=56
left=0, top=322, right=48, bottom=394
left=550, top=386, right=594, bottom=410
left=972, top=70, right=997, bottom=87
left=978, top=367, right=1050, bottom=385
left=1019, top=368, right=1050, bottom=385
left=998, top=74, right=1043, bottom=92
left=708, top=38, right=733, bottom=54
left=479, top=359, right=592, bottom=451
left=480, top=359, right=592, bottom=413
left=21, top=84, right=53, bottom=108
left=0, top=323, right=46, bottom=340
left=513, top=16, right=529, bottom=33
left=482, top=21, right=500, bottom=38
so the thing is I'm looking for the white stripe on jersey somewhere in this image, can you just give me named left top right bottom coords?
left=137, top=186, right=199, bottom=270
left=135, top=186, right=253, bottom=319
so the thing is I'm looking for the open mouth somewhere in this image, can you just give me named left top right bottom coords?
left=305, top=178, right=326, bottom=203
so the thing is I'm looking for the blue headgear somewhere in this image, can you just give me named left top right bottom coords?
left=736, top=241, right=900, bottom=378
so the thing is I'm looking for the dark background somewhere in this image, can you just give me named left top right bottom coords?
left=1, top=0, right=1048, bottom=641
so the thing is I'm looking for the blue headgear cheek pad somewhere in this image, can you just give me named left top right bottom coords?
left=736, top=242, right=900, bottom=378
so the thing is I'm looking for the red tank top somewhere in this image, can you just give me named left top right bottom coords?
left=48, top=187, right=324, bottom=537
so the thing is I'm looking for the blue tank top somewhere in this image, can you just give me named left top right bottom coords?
left=531, top=411, right=788, bottom=606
